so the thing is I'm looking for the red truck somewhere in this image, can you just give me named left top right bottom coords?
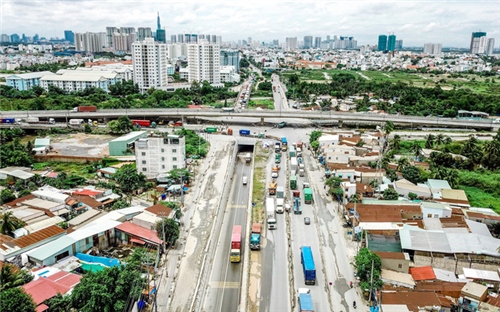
left=230, top=225, right=242, bottom=263
left=73, top=106, right=97, bottom=112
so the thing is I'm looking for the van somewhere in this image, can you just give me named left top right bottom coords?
left=243, top=176, right=248, bottom=185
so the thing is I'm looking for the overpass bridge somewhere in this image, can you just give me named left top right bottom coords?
left=1, top=108, right=498, bottom=131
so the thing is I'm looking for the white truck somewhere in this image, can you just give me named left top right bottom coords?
left=69, top=119, right=85, bottom=126
left=27, top=117, right=55, bottom=124
left=266, top=198, right=277, bottom=230
left=276, top=198, right=284, bottom=214
left=245, top=153, right=252, bottom=163
left=290, top=157, right=298, bottom=174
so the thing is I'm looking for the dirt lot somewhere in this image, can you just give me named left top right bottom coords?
left=47, top=133, right=115, bottom=157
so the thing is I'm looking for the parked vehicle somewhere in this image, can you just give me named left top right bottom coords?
left=298, top=288, right=314, bottom=312
left=230, top=225, right=242, bottom=263
left=73, top=106, right=97, bottom=112
left=250, top=223, right=261, bottom=250
left=304, top=188, right=313, bottom=204
left=290, top=175, right=297, bottom=190
left=301, top=246, right=316, bottom=285
left=239, top=129, right=250, bottom=136
left=294, top=197, right=302, bottom=214
left=266, top=198, right=277, bottom=230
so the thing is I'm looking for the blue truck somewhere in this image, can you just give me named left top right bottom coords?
left=293, top=197, right=302, bottom=214
left=239, top=129, right=250, bottom=136
left=301, top=246, right=316, bottom=285
left=0, top=118, right=16, bottom=124
left=250, top=223, right=261, bottom=250
left=298, top=288, right=314, bottom=312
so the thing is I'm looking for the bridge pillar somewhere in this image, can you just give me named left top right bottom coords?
left=338, top=120, right=343, bottom=128
left=260, top=117, right=265, bottom=126
left=181, top=115, right=185, bottom=124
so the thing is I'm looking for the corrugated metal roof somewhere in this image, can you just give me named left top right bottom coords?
left=12, top=225, right=65, bottom=248
left=410, top=266, right=436, bottom=281
left=109, top=131, right=147, bottom=143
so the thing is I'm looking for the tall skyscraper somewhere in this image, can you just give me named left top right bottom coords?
left=470, top=32, right=487, bottom=54
left=170, top=35, right=177, bottom=43
left=137, top=27, right=152, bottom=41
left=221, top=50, right=240, bottom=71
left=64, top=30, right=75, bottom=43
left=377, top=35, right=387, bottom=51
left=113, top=32, right=136, bottom=53
left=187, top=40, right=220, bottom=85
left=285, top=37, right=298, bottom=51
left=486, top=38, right=495, bottom=56
left=303, top=36, right=313, bottom=49
left=132, top=38, right=168, bottom=92
left=395, top=39, right=403, bottom=51
left=106, top=27, right=117, bottom=48
left=423, top=43, right=442, bottom=55
left=10, top=34, right=20, bottom=43
left=178, top=34, right=184, bottom=43
left=1, top=34, right=10, bottom=43
left=314, top=37, right=321, bottom=48
left=75, top=32, right=106, bottom=52
left=387, top=34, right=396, bottom=51
left=33, top=34, right=39, bottom=42
left=156, top=12, right=166, bottom=43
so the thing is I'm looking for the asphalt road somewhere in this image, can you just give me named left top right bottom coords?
left=203, top=152, right=252, bottom=312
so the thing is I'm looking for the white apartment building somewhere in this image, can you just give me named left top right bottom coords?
left=486, top=38, right=495, bottom=56
left=132, top=38, right=168, bottom=92
left=187, top=40, right=221, bottom=85
left=167, top=43, right=188, bottom=61
left=423, top=43, right=442, bottom=55
left=39, top=71, right=122, bottom=93
left=75, top=32, right=106, bottom=52
left=220, top=66, right=240, bottom=83
left=135, top=134, right=186, bottom=179
left=285, top=37, right=298, bottom=51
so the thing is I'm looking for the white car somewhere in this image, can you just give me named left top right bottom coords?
left=271, top=172, right=278, bottom=179
left=242, top=176, right=248, bottom=185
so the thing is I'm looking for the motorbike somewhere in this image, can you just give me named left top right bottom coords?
left=353, top=301, right=357, bottom=309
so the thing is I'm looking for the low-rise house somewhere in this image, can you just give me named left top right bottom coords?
left=115, top=222, right=163, bottom=248
left=98, top=167, right=117, bottom=178
left=458, top=282, right=488, bottom=312
left=421, top=202, right=452, bottom=219
left=462, top=268, right=500, bottom=288
left=410, top=266, right=436, bottom=281
left=132, top=204, right=173, bottom=231
left=381, top=291, right=442, bottom=312
left=426, top=179, right=452, bottom=199
left=394, top=179, right=432, bottom=199
left=375, top=251, right=410, bottom=273
left=381, top=269, right=416, bottom=289
left=437, top=189, right=470, bottom=208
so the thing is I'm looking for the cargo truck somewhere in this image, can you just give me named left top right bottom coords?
left=69, top=119, right=85, bottom=126
left=294, top=197, right=302, bottom=214
left=268, top=181, right=277, bottom=195
left=266, top=198, right=277, bottom=230
left=271, top=166, right=279, bottom=179
left=0, top=117, right=17, bottom=124
left=205, top=127, right=217, bottom=133
left=277, top=186, right=284, bottom=199
left=290, top=157, right=298, bottom=174
left=73, top=106, right=97, bottom=112
left=245, top=153, right=252, bottom=163
left=301, top=246, right=316, bottom=285
left=297, top=141, right=304, bottom=149
left=276, top=198, right=284, bottom=214
left=275, top=153, right=281, bottom=164
left=304, top=188, right=313, bottom=204
left=27, top=117, right=55, bottom=124
left=132, top=120, right=156, bottom=128
left=298, top=288, right=314, bottom=312
left=289, top=146, right=296, bottom=158
left=299, top=169, right=305, bottom=177
left=250, top=223, right=261, bottom=250
left=239, top=129, right=250, bottom=136
left=230, top=225, right=242, bottom=262
left=290, top=176, right=297, bottom=190
left=275, top=142, right=281, bottom=153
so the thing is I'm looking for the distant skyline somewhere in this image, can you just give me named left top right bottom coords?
left=0, top=0, right=499, bottom=48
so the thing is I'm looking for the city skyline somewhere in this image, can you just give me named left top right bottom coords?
left=0, top=1, right=499, bottom=48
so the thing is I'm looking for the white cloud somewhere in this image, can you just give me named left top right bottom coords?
left=174, top=12, right=196, bottom=25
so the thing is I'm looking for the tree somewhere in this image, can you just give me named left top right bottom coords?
left=156, top=218, right=180, bottom=247
left=354, top=248, right=383, bottom=290
left=0, top=212, right=21, bottom=235
left=349, top=193, right=361, bottom=203
left=386, top=169, right=398, bottom=182
left=0, top=287, right=36, bottom=312
left=44, top=293, right=71, bottom=312
left=309, top=130, right=322, bottom=145
left=397, top=157, right=410, bottom=172
left=383, top=188, right=399, bottom=200
left=425, top=134, right=436, bottom=149
left=114, top=164, right=147, bottom=194
left=0, top=263, right=33, bottom=291
left=383, top=121, right=394, bottom=136
left=435, top=134, right=445, bottom=147
left=412, top=142, right=423, bottom=159
left=402, top=166, right=423, bottom=184
left=0, top=189, right=16, bottom=205
left=390, top=134, right=401, bottom=151
left=408, top=192, right=419, bottom=200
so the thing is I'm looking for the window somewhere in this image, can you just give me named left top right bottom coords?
left=142, top=168, right=147, bottom=172
left=173, top=157, right=177, bottom=161
left=142, top=160, right=146, bottom=164
left=398, top=264, right=402, bottom=269
left=161, top=149, right=164, bottom=153
left=162, top=165, right=165, bottom=169
left=173, top=165, right=177, bottom=169
left=161, top=157, right=165, bottom=161
left=163, top=138, right=169, bottom=144
left=172, top=149, right=177, bottom=153
left=141, top=152, right=146, bottom=156
left=427, top=214, right=432, bottom=218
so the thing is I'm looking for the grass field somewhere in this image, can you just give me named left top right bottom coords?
left=460, top=186, right=500, bottom=213
left=248, top=99, right=274, bottom=109
left=33, top=161, right=96, bottom=179
left=252, top=146, right=270, bottom=223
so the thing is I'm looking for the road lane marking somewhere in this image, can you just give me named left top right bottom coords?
left=210, top=281, right=241, bottom=288
left=228, top=204, right=247, bottom=209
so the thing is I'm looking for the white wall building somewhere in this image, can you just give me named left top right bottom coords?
left=423, top=43, right=442, bottom=55
left=132, top=38, right=168, bottom=92
left=135, top=134, right=186, bottom=179
left=39, top=70, right=122, bottom=93
left=187, top=40, right=221, bottom=85
left=75, top=32, right=106, bottom=52
left=167, top=43, right=188, bottom=62
left=219, top=66, right=240, bottom=83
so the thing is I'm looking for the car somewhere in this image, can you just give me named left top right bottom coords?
left=304, top=217, right=311, bottom=225
left=493, top=118, right=500, bottom=124
left=242, top=176, right=248, bottom=185
left=271, top=172, right=278, bottom=179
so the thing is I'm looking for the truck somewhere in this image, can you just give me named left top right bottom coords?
left=290, top=157, right=298, bottom=174
left=69, top=119, right=85, bottom=126
left=289, top=146, right=296, bottom=158
left=275, top=153, right=281, bottom=164
left=276, top=198, right=284, bottom=214
left=266, top=198, right=277, bottom=230
left=0, top=117, right=16, bottom=124
left=239, top=129, right=250, bottom=136
left=299, top=168, right=305, bottom=177
left=26, top=117, right=55, bottom=124
left=277, top=186, right=284, bottom=199
left=245, top=153, right=252, bottom=163
left=301, top=246, right=316, bottom=285
left=281, top=137, right=288, bottom=151
left=298, top=288, right=314, bottom=312
left=296, top=147, right=302, bottom=158
left=275, top=142, right=281, bottom=153
left=268, top=181, right=277, bottom=195
left=73, top=106, right=97, bottom=112
left=290, top=175, right=297, bottom=190
left=293, top=197, right=302, bottom=214
left=297, top=141, right=304, bottom=149
left=304, top=188, right=313, bottom=204
left=271, top=166, right=279, bottom=179
left=221, top=128, right=233, bottom=135
left=230, top=225, right=242, bottom=263
left=277, top=121, right=287, bottom=129
left=250, top=223, right=261, bottom=250
left=132, top=120, right=156, bottom=128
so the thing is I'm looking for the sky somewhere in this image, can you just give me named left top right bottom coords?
left=1, top=0, right=499, bottom=48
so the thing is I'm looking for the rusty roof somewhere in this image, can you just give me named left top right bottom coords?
left=466, top=211, right=500, bottom=221
left=374, top=251, right=406, bottom=260
left=74, top=195, right=103, bottom=209
left=145, top=204, right=173, bottom=217
left=381, top=291, right=441, bottom=311
left=410, top=266, right=436, bottom=281
left=346, top=203, right=421, bottom=223
left=3, top=194, right=36, bottom=208
left=11, top=225, right=65, bottom=248
left=415, top=281, right=466, bottom=299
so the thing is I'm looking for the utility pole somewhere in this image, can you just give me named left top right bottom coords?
left=369, top=259, right=374, bottom=307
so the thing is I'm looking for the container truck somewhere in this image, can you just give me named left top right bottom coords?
left=277, top=186, right=284, bottom=199
left=239, top=129, right=250, bottom=136
left=271, top=166, right=279, bottom=178
left=73, top=106, right=97, bottom=112
left=205, top=127, right=217, bottom=133
left=276, top=198, right=284, bottom=214
left=230, top=225, right=242, bottom=262
left=297, top=141, right=304, bottom=149
left=26, top=117, right=55, bottom=124
left=298, top=288, right=314, bottom=312
left=294, top=197, right=302, bottom=214
left=250, top=223, right=261, bottom=250
left=266, top=198, right=277, bottom=230
left=289, top=146, right=296, bottom=158
left=275, top=142, right=281, bottom=153
left=281, top=137, right=288, bottom=146
left=299, top=169, right=305, bottom=177
left=132, top=120, right=156, bottom=128
left=69, top=119, right=85, bottom=126
left=304, top=188, right=313, bottom=204
left=290, top=157, right=298, bottom=174
left=245, top=153, right=252, bottom=163
left=290, top=176, right=297, bottom=190
left=301, top=246, right=316, bottom=285
left=0, top=117, right=17, bottom=124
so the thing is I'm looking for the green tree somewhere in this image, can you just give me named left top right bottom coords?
left=383, top=121, right=394, bottom=136
left=0, top=212, right=22, bottom=235
left=114, top=164, right=147, bottom=194
left=386, top=169, right=398, bottom=182
left=435, top=134, right=445, bottom=147
left=425, top=134, right=436, bottom=149
left=408, top=192, right=418, bottom=200
left=0, top=189, right=16, bottom=205
left=349, top=193, right=361, bottom=203
left=390, top=134, right=401, bottom=151
left=354, top=248, right=383, bottom=290
left=110, top=199, right=129, bottom=210
left=156, top=218, right=180, bottom=247
left=383, top=188, right=399, bottom=200
left=396, top=157, right=410, bottom=172
left=412, top=141, right=423, bottom=159
left=0, top=287, right=36, bottom=312
left=0, top=263, right=33, bottom=291
left=402, top=166, right=423, bottom=184
left=45, top=293, right=71, bottom=312
left=309, top=130, right=322, bottom=145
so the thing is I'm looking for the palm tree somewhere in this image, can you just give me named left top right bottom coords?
left=0, top=212, right=17, bottom=236
left=390, top=134, right=401, bottom=151
left=425, top=134, right=436, bottom=149
left=349, top=194, right=361, bottom=203
left=435, top=134, right=445, bottom=147
left=444, top=136, right=453, bottom=145
left=412, top=142, right=423, bottom=160
left=0, top=263, right=25, bottom=291
left=397, top=157, right=410, bottom=172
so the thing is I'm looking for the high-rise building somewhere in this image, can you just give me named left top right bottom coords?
left=170, top=35, right=177, bottom=44
left=64, top=30, right=74, bottom=43
left=395, top=39, right=403, bottom=51
left=211, top=35, right=217, bottom=44
left=314, top=37, right=321, bottom=48
left=206, top=34, right=211, bottom=42
left=10, top=34, right=20, bottom=43
left=486, top=38, right=495, bottom=56
left=187, top=40, right=220, bottom=85
left=33, top=34, right=39, bottom=42
left=156, top=12, right=166, bottom=43
left=272, top=39, right=279, bottom=47
left=1, top=34, right=10, bottom=42
left=132, top=38, right=168, bottom=92
left=470, top=32, right=487, bottom=54
left=106, top=27, right=117, bottom=48
left=248, top=37, right=252, bottom=45
left=191, top=34, right=198, bottom=43
left=75, top=32, right=106, bottom=52
left=285, top=37, right=298, bottom=51
left=387, top=34, right=396, bottom=51
left=423, top=43, right=442, bottom=55
left=113, top=32, right=136, bottom=53
left=221, top=50, right=240, bottom=71
left=184, top=34, right=191, bottom=43
left=177, top=34, right=184, bottom=43
left=303, top=36, right=313, bottom=49
left=167, top=43, right=188, bottom=61
left=138, top=27, right=152, bottom=41
left=377, top=35, right=387, bottom=51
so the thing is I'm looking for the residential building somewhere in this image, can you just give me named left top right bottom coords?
left=167, top=43, right=188, bottom=61
left=39, top=70, right=123, bottom=93
left=75, top=32, right=106, bottom=52
left=220, top=66, right=240, bottom=83
left=470, top=31, right=487, bottom=54
left=170, top=34, right=177, bottom=43
left=106, top=27, right=117, bottom=48
left=423, top=43, right=442, bottom=55
left=132, top=38, right=168, bottom=92
left=285, top=37, right=298, bottom=51
left=135, top=133, right=186, bottom=179
left=132, top=204, right=173, bottom=231
left=220, top=50, right=240, bottom=71
left=137, top=27, right=152, bottom=41
left=108, top=131, right=148, bottom=156
left=375, top=251, right=411, bottom=273
left=187, top=40, right=221, bottom=85
left=486, top=38, right=495, bottom=56
left=64, top=30, right=74, bottom=44
left=314, top=37, right=321, bottom=48
left=378, top=35, right=388, bottom=51
left=1, top=34, right=10, bottom=42
left=395, top=39, right=403, bottom=50
left=387, top=34, right=396, bottom=51
left=6, top=71, right=55, bottom=91
left=303, top=36, right=313, bottom=49
left=112, top=31, right=136, bottom=53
